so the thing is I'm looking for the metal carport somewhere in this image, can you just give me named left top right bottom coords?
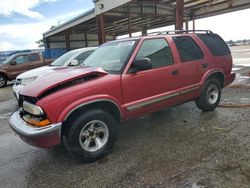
left=43, top=0, right=250, bottom=50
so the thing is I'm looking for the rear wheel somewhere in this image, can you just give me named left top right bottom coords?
left=0, top=74, right=7, bottom=88
left=195, top=78, right=221, bottom=111
left=63, top=109, right=117, bottom=162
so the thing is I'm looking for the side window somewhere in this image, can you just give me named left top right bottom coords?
left=76, top=50, right=94, bottom=65
left=173, top=36, right=204, bottom=62
left=29, top=54, right=40, bottom=62
left=198, top=34, right=231, bottom=56
left=135, top=38, right=173, bottom=69
left=15, top=55, right=29, bottom=64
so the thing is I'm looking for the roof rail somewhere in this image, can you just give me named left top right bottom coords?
left=148, top=30, right=213, bottom=35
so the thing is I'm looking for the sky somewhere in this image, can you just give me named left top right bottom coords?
left=0, top=0, right=94, bottom=51
left=0, top=0, right=250, bottom=51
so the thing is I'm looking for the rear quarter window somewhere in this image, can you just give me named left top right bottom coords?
left=29, top=54, right=40, bottom=62
left=197, top=34, right=231, bottom=56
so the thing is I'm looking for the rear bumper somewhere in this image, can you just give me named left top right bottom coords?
left=9, top=110, right=62, bottom=148
left=224, top=73, right=236, bottom=87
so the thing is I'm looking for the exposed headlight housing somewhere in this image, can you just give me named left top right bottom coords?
left=21, top=77, right=37, bottom=85
left=23, top=101, right=44, bottom=116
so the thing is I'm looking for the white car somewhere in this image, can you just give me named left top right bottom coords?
left=13, top=47, right=97, bottom=99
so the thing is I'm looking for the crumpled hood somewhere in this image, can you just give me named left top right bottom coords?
left=17, top=66, right=56, bottom=79
left=21, top=66, right=108, bottom=98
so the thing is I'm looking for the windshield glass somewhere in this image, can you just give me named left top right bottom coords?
left=2, top=54, right=15, bottom=64
left=51, top=50, right=78, bottom=66
left=83, top=40, right=136, bottom=73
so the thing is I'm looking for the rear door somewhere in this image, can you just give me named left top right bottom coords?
left=171, top=36, right=206, bottom=89
left=122, top=38, right=181, bottom=118
left=28, top=53, right=44, bottom=69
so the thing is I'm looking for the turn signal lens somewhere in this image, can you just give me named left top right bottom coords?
left=23, top=115, right=51, bottom=127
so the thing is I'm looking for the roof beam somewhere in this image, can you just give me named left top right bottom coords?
left=194, top=0, right=250, bottom=19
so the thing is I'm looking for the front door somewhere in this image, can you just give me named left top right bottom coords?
left=8, top=54, right=31, bottom=79
left=122, top=38, right=181, bottom=118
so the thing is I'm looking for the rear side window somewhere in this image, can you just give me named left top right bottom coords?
left=29, top=54, right=40, bottom=62
left=198, top=34, right=230, bottom=56
left=173, top=36, right=204, bottom=62
left=136, top=38, right=173, bottom=68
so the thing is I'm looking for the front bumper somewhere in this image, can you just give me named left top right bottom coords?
left=9, top=110, right=62, bottom=148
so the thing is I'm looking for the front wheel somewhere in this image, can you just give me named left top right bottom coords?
left=195, top=78, right=221, bottom=111
left=0, top=74, right=7, bottom=88
left=63, top=109, right=117, bottom=162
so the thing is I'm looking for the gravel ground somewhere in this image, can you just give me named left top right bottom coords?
left=0, top=47, right=249, bottom=188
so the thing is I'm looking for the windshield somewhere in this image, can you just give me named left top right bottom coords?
left=83, top=40, right=136, bottom=73
left=51, top=50, right=78, bottom=66
left=2, top=54, right=15, bottom=64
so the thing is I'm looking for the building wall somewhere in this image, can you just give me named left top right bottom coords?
left=48, top=33, right=113, bottom=49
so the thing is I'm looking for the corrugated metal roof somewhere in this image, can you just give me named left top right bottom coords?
left=43, top=0, right=250, bottom=38
left=43, top=8, right=95, bottom=37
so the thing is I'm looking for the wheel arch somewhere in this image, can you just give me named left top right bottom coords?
left=0, top=72, right=8, bottom=80
left=202, top=70, right=225, bottom=88
left=61, top=99, right=122, bottom=136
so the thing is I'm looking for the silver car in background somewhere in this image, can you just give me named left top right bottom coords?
left=13, top=47, right=97, bottom=99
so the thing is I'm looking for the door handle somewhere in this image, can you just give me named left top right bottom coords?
left=202, top=63, right=208, bottom=69
left=171, top=69, right=179, bottom=75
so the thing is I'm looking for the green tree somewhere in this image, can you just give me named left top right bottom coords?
left=36, top=39, right=44, bottom=48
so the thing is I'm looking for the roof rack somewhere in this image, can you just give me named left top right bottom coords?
left=148, top=30, right=213, bottom=36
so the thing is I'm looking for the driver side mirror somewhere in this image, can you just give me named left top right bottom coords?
left=69, top=59, right=79, bottom=66
left=10, top=61, right=16, bottom=65
left=129, top=58, right=152, bottom=73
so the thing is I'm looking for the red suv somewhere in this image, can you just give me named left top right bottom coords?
left=9, top=31, right=235, bottom=162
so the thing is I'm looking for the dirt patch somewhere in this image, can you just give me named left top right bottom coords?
left=228, top=84, right=250, bottom=89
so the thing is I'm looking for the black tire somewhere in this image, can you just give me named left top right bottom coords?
left=195, top=78, right=221, bottom=111
left=0, top=74, right=7, bottom=88
left=63, top=109, right=117, bottom=162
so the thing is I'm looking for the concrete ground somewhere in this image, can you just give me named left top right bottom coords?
left=0, top=46, right=250, bottom=188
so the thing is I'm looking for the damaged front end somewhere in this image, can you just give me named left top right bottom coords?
left=9, top=67, right=109, bottom=148
left=9, top=96, right=62, bottom=148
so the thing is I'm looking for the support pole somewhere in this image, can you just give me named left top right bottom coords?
left=84, top=32, right=88, bottom=47
left=192, top=16, right=195, bottom=32
left=141, top=26, right=147, bottom=36
left=44, top=37, right=50, bottom=49
left=65, top=30, right=70, bottom=51
left=175, top=0, right=184, bottom=30
left=97, top=14, right=106, bottom=45
left=185, top=20, right=189, bottom=31
left=128, top=5, right=132, bottom=37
